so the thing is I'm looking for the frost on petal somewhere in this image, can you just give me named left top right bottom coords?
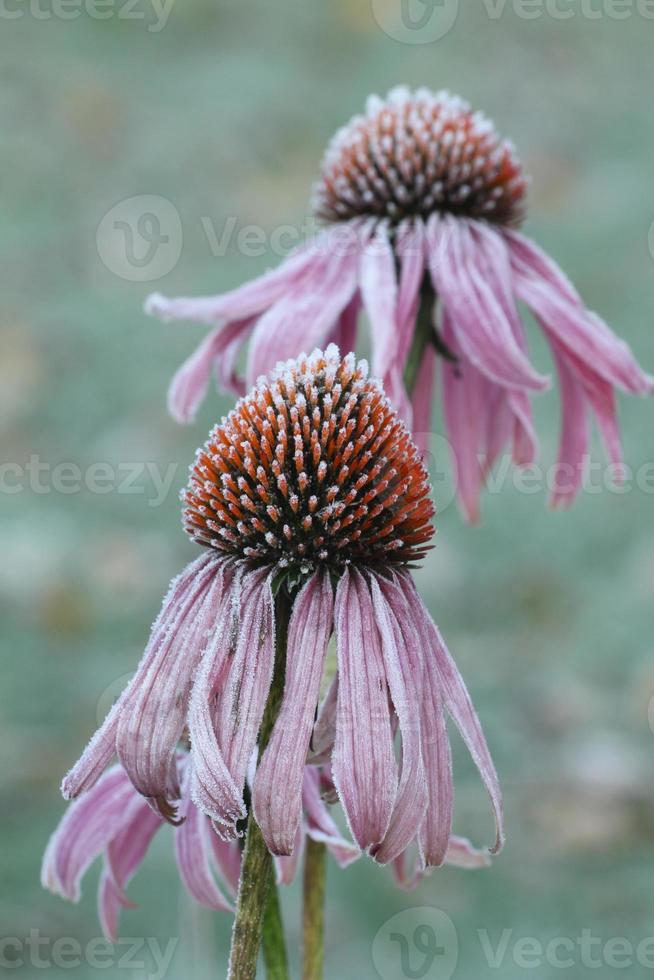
left=246, top=226, right=365, bottom=388
left=427, top=214, right=549, bottom=393
left=254, top=570, right=334, bottom=855
left=61, top=553, right=215, bottom=801
left=507, top=230, right=654, bottom=396
left=400, top=573, right=504, bottom=855
left=115, top=558, right=226, bottom=820
left=303, top=768, right=360, bottom=868
left=167, top=319, right=254, bottom=423
left=549, top=349, right=590, bottom=508
left=360, top=222, right=398, bottom=380
left=144, top=234, right=331, bottom=326
left=174, top=763, right=234, bottom=913
left=42, top=766, right=142, bottom=903
left=332, top=569, right=397, bottom=851
left=99, top=798, right=162, bottom=942
left=190, top=568, right=275, bottom=836
left=445, top=835, right=491, bottom=870
left=369, top=576, right=428, bottom=865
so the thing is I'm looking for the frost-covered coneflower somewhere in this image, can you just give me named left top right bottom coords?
left=60, top=347, right=502, bottom=869
left=42, top=756, right=359, bottom=940
left=146, top=86, right=653, bottom=521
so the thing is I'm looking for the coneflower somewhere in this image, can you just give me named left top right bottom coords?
left=61, top=345, right=501, bottom=858
left=146, top=86, right=653, bottom=521
left=56, top=347, right=501, bottom=976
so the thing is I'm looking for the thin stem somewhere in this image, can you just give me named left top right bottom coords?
left=301, top=839, right=327, bottom=980
left=262, top=884, right=289, bottom=980
left=403, top=278, right=457, bottom=397
left=227, top=590, right=292, bottom=980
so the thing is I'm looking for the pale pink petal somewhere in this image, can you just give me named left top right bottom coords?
left=167, top=319, right=254, bottom=423
left=410, top=344, right=437, bottom=459
left=332, top=569, right=397, bottom=851
left=369, top=576, right=428, bottom=865
left=61, top=554, right=215, bottom=801
left=254, top=571, right=334, bottom=855
left=208, top=832, right=241, bottom=897
left=360, top=222, right=398, bottom=379
left=507, top=230, right=654, bottom=395
left=115, top=559, right=227, bottom=820
left=395, top=219, right=427, bottom=360
left=549, top=349, right=590, bottom=508
left=246, top=231, right=364, bottom=387
left=303, top=768, right=360, bottom=868
left=98, top=799, right=162, bottom=941
left=42, top=766, right=140, bottom=902
left=441, top=311, right=486, bottom=524
left=427, top=215, right=549, bottom=392
left=399, top=573, right=504, bottom=854
left=188, top=570, right=247, bottom=829
left=174, top=765, right=234, bottom=913
left=307, top=676, right=338, bottom=766
left=445, top=835, right=491, bottom=870
left=191, top=568, right=275, bottom=836
left=144, top=234, right=333, bottom=325
left=274, top=825, right=304, bottom=886
left=330, top=291, right=360, bottom=357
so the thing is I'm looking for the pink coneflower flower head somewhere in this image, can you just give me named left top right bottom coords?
left=60, top=347, right=502, bottom=870
left=146, top=86, right=653, bottom=522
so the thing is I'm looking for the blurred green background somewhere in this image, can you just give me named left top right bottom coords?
left=2, top=2, right=654, bottom=977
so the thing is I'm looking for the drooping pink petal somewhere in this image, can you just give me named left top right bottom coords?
left=303, top=768, right=360, bottom=868
left=468, top=221, right=539, bottom=466
left=191, top=568, right=275, bottom=836
left=369, top=576, right=428, bottom=865
left=399, top=572, right=504, bottom=854
left=427, top=214, right=549, bottom=393
left=98, top=799, right=162, bottom=941
left=174, top=764, right=234, bottom=913
left=549, top=349, right=590, bottom=508
left=360, top=221, right=398, bottom=380
left=384, top=219, right=427, bottom=426
left=331, top=291, right=360, bottom=358
left=167, top=318, right=254, bottom=423
left=441, top=311, right=486, bottom=524
left=410, top=344, right=437, bottom=460
left=208, top=831, right=241, bottom=897
left=307, top=676, right=338, bottom=766
left=61, top=554, right=216, bottom=801
left=445, top=835, right=491, bottom=870
left=144, top=233, right=336, bottom=326
left=274, top=825, right=304, bottom=886
left=254, top=571, right=334, bottom=855
left=42, top=766, right=141, bottom=902
left=115, top=559, right=227, bottom=820
left=188, top=570, right=247, bottom=830
left=507, top=230, right=654, bottom=395
left=245, top=226, right=365, bottom=387
left=332, top=569, right=397, bottom=851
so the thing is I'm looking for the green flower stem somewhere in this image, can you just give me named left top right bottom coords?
left=403, top=278, right=437, bottom=395
left=301, top=839, right=327, bottom=980
left=262, top=884, right=289, bottom=979
left=227, top=590, right=292, bottom=980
